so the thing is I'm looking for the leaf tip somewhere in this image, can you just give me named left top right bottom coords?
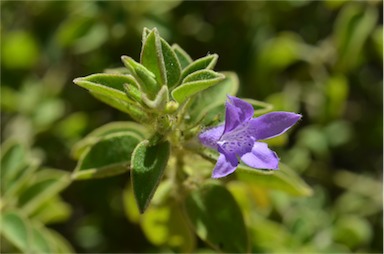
left=121, top=55, right=129, bottom=62
left=73, top=77, right=81, bottom=85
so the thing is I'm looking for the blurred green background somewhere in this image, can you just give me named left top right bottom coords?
left=1, top=0, right=382, bottom=253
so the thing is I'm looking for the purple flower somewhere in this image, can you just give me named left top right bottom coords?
left=199, top=96, right=301, bottom=178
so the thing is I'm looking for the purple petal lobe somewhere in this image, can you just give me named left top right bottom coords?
left=199, top=125, right=224, bottom=149
left=241, top=142, right=279, bottom=169
left=248, top=112, right=301, bottom=140
left=212, top=154, right=237, bottom=178
left=227, top=96, right=254, bottom=122
left=224, top=101, right=241, bottom=133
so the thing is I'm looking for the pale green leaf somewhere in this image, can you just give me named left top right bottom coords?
left=160, top=38, right=182, bottom=89
left=1, top=141, right=27, bottom=192
left=334, top=5, right=378, bottom=72
left=140, top=28, right=167, bottom=85
left=0, top=211, right=30, bottom=252
left=171, top=70, right=225, bottom=104
left=121, top=56, right=159, bottom=98
left=42, top=227, right=74, bottom=253
left=90, top=91, right=150, bottom=123
left=237, top=163, right=313, bottom=196
left=181, top=54, right=218, bottom=81
left=142, top=85, right=169, bottom=109
left=30, top=196, right=72, bottom=224
left=73, top=73, right=137, bottom=103
left=141, top=202, right=196, bottom=252
left=29, top=222, right=52, bottom=253
left=17, top=169, right=71, bottom=215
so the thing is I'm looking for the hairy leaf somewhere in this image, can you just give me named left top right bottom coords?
left=160, top=38, right=182, bottom=89
left=73, top=73, right=137, bottom=102
left=172, top=70, right=225, bottom=104
left=73, top=132, right=141, bottom=180
left=121, top=56, right=159, bottom=99
left=181, top=54, right=218, bottom=81
left=131, top=139, right=170, bottom=213
left=71, top=121, right=148, bottom=159
left=140, top=29, right=167, bottom=85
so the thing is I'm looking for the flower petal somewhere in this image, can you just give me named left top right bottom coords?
left=248, top=112, right=301, bottom=140
left=224, top=96, right=254, bottom=134
left=199, top=125, right=224, bottom=149
left=224, top=101, right=241, bottom=133
left=227, top=96, right=254, bottom=122
left=241, top=142, right=279, bottom=169
left=219, top=128, right=255, bottom=157
left=212, top=153, right=237, bottom=178
left=217, top=145, right=239, bottom=166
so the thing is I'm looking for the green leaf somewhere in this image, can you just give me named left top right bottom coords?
left=1, top=211, right=73, bottom=253
left=17, top=169, right=71, bottom=215
left=188, top=72, right=239, bottom=125
left=142, top=27, right=152, bottom=43
left=0, top=211, right=30, bottom=252
left=142, top=85, right=169, bottom=109
left=71, top=121, right=148, bottom=159
left=1, top=141, right=27, bottom=193
left=90, top=91, right=150, bottom=123
left=2, top=160, right=40, bottom=202
left=140, top=29, right=167, bottom=85
left=172, top=44, right=193, bottom=69
left=236, top=163, right=313, bottom=196
left=30, top=196, right=72, bottom=224
left=198, top=149, right=310, bottom=196
left=160, top=38, right=182, bottom=89
left=104, top=67, right=132, bottom=75
left=141, top=202, right=196, bottom=252
left=89, top=91, right=129, bottom=113
left=29, top=222, right=52, bottom=253
left=131, top=139, right=170, bottom=213
left=334, top=5, right=378, bottom=72
left=121, top=56, right=159, bottom=98
left=140, top=28, right=181, bottom=89
left=185, top=182, right=249, bottom=253
left=1, top=141, right=25, bottom=172
left=124, top=82, right=143, bottom=105
left=172, top=70, right=225, bottom=104
left=43, top=227, right=74, bottom=253
left=73, top=73, right=137, bottom=103
left=181, top=54, right=218, bottom=81
left=73, top=132, right=141, bottom=180
left=123, top=184, right=141, bottom=224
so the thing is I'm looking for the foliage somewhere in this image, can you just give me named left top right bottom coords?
left=70, top=27, right=311, bottom=252
left=1, top=1, right=382, bottom=253
left=0, top=140, right=73, bottom=253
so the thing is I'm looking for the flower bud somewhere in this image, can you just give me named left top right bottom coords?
left=165, top=101, right=179, bottom=114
